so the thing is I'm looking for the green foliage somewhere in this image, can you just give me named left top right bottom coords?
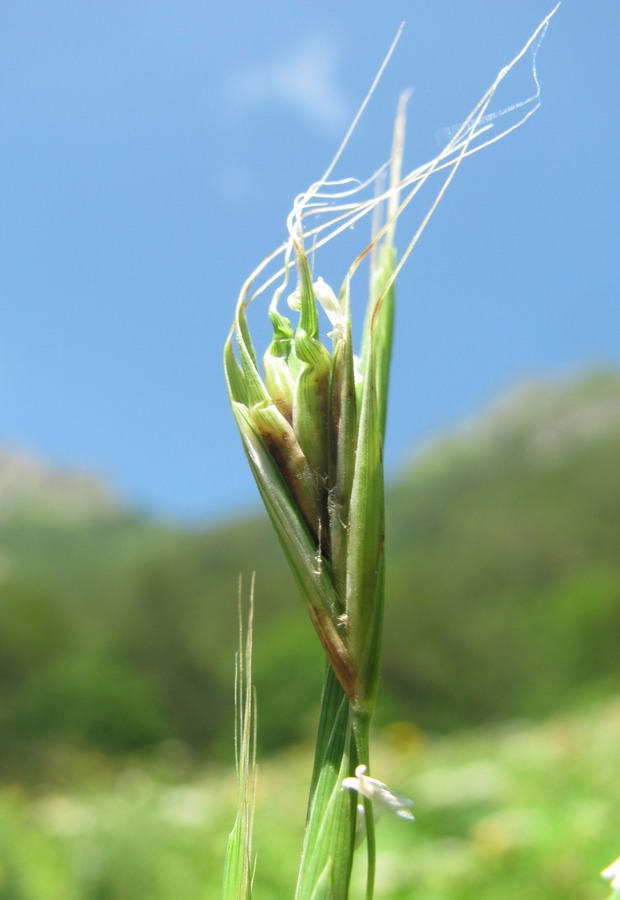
left=6, top=655, right=168, bottom=754
left=0, top=579, right=73, bottom=693
left=250, top=615, right=323, bottom=753
left=383, top=371, right=620, bottom=730
left=0, top=697, right=617, bottom=898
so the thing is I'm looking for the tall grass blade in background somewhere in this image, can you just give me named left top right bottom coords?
left=224, top=7, right=559, bottom=897
left=222, top=581, right=256, bottom=899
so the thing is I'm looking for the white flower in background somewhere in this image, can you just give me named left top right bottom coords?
left=342, top=764, right=414, bottom=821
left=602, top=856, right=620, bottom=891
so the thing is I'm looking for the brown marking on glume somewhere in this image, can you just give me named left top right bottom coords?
left=308, top=605, right=357, bottom=702
left=258, top=416, right=334, bottom=560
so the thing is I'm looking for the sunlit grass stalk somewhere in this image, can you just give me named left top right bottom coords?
left=222, top=580, right=257, bottom=900
left=224, top=8, right=558, bottom=897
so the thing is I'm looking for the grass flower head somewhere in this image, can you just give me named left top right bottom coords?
left=223, top=8, right=559, bottom=897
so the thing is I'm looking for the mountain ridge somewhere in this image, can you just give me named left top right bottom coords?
left=4, top=368, right=620, bottom=527
left=0, top=446, right=123, bottom=523
left=397, top=368, right=620, bottom=485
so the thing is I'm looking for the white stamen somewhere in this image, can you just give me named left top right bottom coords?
left=314, top=277, right=345, bottom=341
left=602, top=856, right=620, bottom=891
left=287, top=289, right=301, bottom=311
left=342, top=764, right=414, bottom=821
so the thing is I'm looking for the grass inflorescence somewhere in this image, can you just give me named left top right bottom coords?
left=224, top=7, right=560, bottom=897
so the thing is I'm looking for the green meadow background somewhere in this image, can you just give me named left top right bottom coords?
left=1, top=370, right=619, bottom=898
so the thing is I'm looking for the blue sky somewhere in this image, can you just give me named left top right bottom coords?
left=1, top=2, right=618, bottom=521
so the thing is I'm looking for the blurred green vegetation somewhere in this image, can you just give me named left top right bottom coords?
left=0, top=371, right=620, bottom=776
left=0, top=697, right=618, bottom=898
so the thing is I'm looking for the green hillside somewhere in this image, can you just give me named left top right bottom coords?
left=385, top=370, right=620, bottom=728
left=1, top=370, right=619, bottom=772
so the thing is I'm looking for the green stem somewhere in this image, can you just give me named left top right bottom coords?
left=363, top=793, right=376, bottom=900
left=353, top=710, right=376, bottom=900
left=296, top=665, right=356, bottom=899
left=306, top=662, right=345, bottom=815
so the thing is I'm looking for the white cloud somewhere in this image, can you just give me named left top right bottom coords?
left=228, top=36, right=351, bottom=136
